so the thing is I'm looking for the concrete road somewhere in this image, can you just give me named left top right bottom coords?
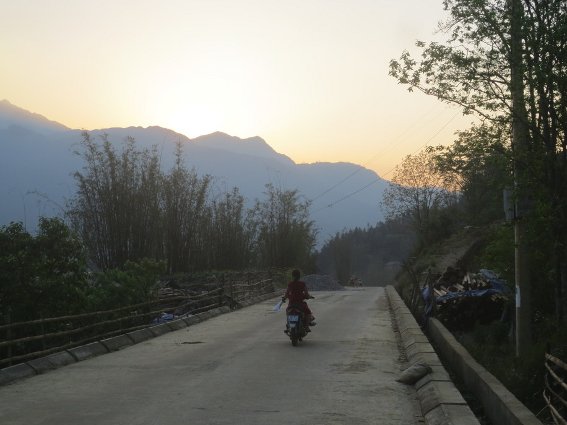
left=0, top=288, right=422, bottom=425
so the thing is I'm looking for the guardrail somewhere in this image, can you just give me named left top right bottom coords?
left=1, top=278, right=274, bottom=368
left=544, top=352, right=567, bottom=425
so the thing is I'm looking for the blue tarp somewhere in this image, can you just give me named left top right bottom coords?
left=151, top=312, right=175, bottom=324
left=435, top=288, right=503, bottom=303
left=479, top=269, right=511, bottom=294
left=422, top=269, right=510, bottom=305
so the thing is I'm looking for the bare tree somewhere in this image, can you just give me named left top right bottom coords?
left=382, top=148, right=458, bottom=246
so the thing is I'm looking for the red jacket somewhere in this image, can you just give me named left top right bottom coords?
left=285, top=280, right=312, bottom=316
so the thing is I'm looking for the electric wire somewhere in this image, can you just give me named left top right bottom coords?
left=309, top=104, right=445, bottom=202
left=311, top=110, right=461, bottom=213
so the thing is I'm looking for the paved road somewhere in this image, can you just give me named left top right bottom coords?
left=0, top=288, right=422, bottom=425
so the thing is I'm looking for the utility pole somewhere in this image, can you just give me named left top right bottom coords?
left=509, top=0, right=532, bottom=358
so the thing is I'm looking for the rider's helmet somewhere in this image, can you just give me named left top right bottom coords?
left=292, top=269, right=301, bottom=280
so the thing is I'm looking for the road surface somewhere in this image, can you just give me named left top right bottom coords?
left=0, top=287, right=422, bottom=425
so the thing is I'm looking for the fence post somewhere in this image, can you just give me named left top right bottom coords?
left=40, top=317, right=46, bottom=351
left=4, top=309, right=12, bottom=366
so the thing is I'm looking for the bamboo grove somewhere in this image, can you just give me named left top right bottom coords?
left=68, top=132, right=317, bottom=274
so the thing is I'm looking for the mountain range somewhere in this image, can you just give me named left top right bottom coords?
left=0, top=100, right=387, bottom=247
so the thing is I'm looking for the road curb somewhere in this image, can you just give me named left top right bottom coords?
left=148, top=322, right=172, bottom=337
left=385, top=285, right=480, bottom=425
left=0, top=291, right=280, bottom=387
left=0, top=363, right=37, bottom=386
left=127, top=328, right=155, bottom=344
left=100, top=334, right=135, bottom=352
left=68, top=341, right=109, bottom=362
left=27, top=351, right=77, bottom=374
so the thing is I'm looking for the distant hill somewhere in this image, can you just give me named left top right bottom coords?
left=0, top=100, right=69, bottom=133
left=0, top=100, right=387, bottom=247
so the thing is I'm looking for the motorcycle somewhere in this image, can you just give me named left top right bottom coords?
left=284, top=303, right=310, bottom=346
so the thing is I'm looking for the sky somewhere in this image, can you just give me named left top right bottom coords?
left=1, top=0, right=475, bottom=180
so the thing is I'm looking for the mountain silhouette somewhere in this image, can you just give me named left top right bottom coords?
left=0, top=100, right=387, bottom=247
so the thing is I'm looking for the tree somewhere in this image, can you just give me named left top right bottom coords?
left=86, top=258, right=164, bottom=310
left=389, top=0, right=512, bottom=121
left=0, top=222, right=35, bottom=322
left=433, top=122, right=512, bottom=225
left=69, top=132, right=163, bottom=269
left=327, top=232, right=353, bottom=285
left=161, top=143, right=212, bottom=273
left=0, top=219, right=89, bottom=322
left=389, top=0, right=567, bottom=353
left=209, top=187, right=254, bottom=270
left=382, top=147, right=458, bottom=246
left=317, top=219, right=416, bottom=284
left=251, top=184, right=317, bottom=270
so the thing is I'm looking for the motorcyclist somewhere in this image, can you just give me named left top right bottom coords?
left=282, top=269, right=316, bottom=330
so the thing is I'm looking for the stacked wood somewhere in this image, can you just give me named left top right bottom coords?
left=426, top=268, right=511, bottom=331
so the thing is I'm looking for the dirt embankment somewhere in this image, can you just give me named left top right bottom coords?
left=417, top=227, right=487, bottom=275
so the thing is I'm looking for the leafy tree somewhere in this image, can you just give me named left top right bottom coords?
left=86, top=258, right=164, bottom=310
left=433, top=122, right=512, bottom=225
left=0, top=218, right=89, bottom=322
left=0, top=222, right=35, bottom=322
left=389, top=0, right=512, bottom=120
left=390, top=0, right=567, bottom=325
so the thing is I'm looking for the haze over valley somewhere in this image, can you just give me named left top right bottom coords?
left=0, top=100, right=387, bottom=247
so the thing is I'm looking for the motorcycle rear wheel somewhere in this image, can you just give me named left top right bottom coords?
left=290, top=329, right=299, bottom=346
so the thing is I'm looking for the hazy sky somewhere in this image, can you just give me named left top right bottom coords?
left=1, top=0, right=474, bottom=179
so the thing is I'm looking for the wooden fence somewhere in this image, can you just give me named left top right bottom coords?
left=544, top=351, right=567, bottom=424
left=0, top=278, right=274, bottom=368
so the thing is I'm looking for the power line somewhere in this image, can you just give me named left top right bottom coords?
left=312, top=178, right=382, bottom=213
left=312, top=111, right=461, bottom=213
left=309, top=105, right=447, bottom=202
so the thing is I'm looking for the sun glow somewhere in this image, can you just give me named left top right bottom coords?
left=0, top=0, right=467, bottom=175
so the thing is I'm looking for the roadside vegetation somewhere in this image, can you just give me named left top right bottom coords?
left=1, top=133, right=318, bottom=324
left=386, top=0, right=567, bottom=417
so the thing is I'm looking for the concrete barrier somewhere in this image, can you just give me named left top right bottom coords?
left=0, top=363, right=37, bottom=386
left=166, top=319, right=188, bottom=331
left=68, top=341, right=109, bottom=361
left=27, top=351, right=76, bottom=374
left=183, top=315, right=202, bottom=326
left=386, top=285, right=480, bottom=425
left=196, top=311, right=214, bottom=320
left=127, top=328, right=155, bottom=344
left=100, top=334, right=135, bottom=352
left=148, top=323, right=173, bottom=337
left=428, top=318, right=542, bottom=425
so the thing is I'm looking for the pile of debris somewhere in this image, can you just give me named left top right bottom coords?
left=423, top=268, right=511, bottom=331
left=303, top=274, right=344, bottom=291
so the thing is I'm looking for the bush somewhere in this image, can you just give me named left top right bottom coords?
left=0, top=218, right=89, bottom=322
left=86, top=259, right=165, bottom=310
